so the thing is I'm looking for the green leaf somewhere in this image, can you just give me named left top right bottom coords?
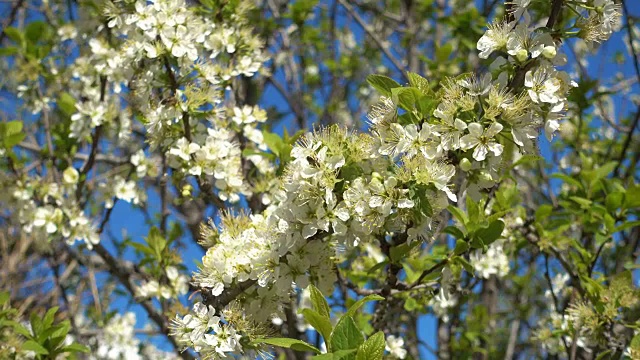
left=49, top=320, right=70, bottom=339
left=6, top=320, right=32, bottom=338
left=61, top=343, right=91, bottom=354
left=330, top=316, right=364, bottom=351
left=2, top=121, right=25, bottom=148
left=416, top=96, right=437, bottom=118
left=355, top=332, right=385, bottom=360
left=4, top=27, right=23, bottom=45
left=630, top=332, right=640, bottom=348
left=0, top=46, right=18, bottom=56
left=512, top=154, right=543, bottom=168
left=587, top=161, right=617, bottom=187
left=307, top=284, right=331, bottom=318
left=410, top=184, right=434, bottom=217
left=594, top=350, right=612, bottom=360
left=569, top=196, right=592, bottom=209
left=262, top=130, right=284, bottom=157
left=390, top=243, right=412, bottom=263
left=455, top=256, right=474, bottom=274
left=454, top=239, right=469, bottom=255
left=366, top=75, right=401, bottom=97
left=625, top=185, right=640, bottom=208
left=605, top=192, right=624, bottom=212
left=5, top=120, right=23, bottom=136
left=129, top=241, right=155, bottom=256
left=406, top=72, right=431, bottom=95
left=57, top=93, right=76, bottom=117
left=367, top=261, right=388, bottom=274
left=474, top=220, right=504, bottom=247
left=253, top=338, right=321, bottom=354
left=25, top=21, right=48, bottom=44
left=30, top=312, right=42, bottom=337
left=403, top=296, right=418, bottom=311
left=300, top=309, right=333, bottom=348
left=4, top=132, right=26, bottom=148
left=312, top=349, right=357, bottom=359
left=535, top=204, right=553, bottom=220
left=614, top=220, right=640, bottom=233
left=435, top=43, right=453, bottom=62
left=21, top=340, right=49, bottom=355
left=442, top=226, right=465, bottom=239
left=146, top=227, right=167, bottom=259
left=391, top=87, right=420, bottom=112
left=0, top=291, right=8, bottom=305
left=447, top=205, right=468, bottom=227
left=551, top=173, right=583, bottom=190
left=42, top=306, right=59, bottom=329
left=346, top=294, right=384, bottom=317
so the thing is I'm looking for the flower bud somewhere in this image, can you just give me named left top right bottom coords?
left=460, top=158, right=472, bottom=172
left=515, top=49, right=528, bottom=62
left=542, top=45, right=557, bottom=59
left=63, top=167, right=79, bottom=185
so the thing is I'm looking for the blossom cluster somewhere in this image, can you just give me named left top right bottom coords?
left=135, top=265, right=190, bottom=300
left=3, top=172, right=99, bottom=248
left=102, top=0, right=269, bottom=202
left=170, top=302, right=242, bottom=357
left=75, top=312, right=179, bottom=360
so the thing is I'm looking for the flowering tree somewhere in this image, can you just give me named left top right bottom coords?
left=1, top=0, right=639, bottom=358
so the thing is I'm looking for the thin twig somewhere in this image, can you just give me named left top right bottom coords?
left=337, top=0, right=408, bottom=79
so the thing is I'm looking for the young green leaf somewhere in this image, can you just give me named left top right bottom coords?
left=474, top=219, right=504, bottom=247
left=355, top=331, right=385, bottom=360
left=300, top=308, right=333, bottom=349
left=21, top=340, right=49, bottom=355
left=253, top=338, right=321, bottom=354
left=366, top=75, right=401, bottom=97
left=345, top=294, right=384, bottom=317
left=330, top=316, right=364, bottom=352
left=312, top=349, right=358, bottom=360
left=61, top=343, right=91, bottom=354
left=308, top=284, right=331, bottom=318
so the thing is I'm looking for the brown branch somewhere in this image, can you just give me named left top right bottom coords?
left=613, top=104, right=640, bottom=177
left=337, top=0, right=408, bottom=80
left=0, top=0, right=26, bottom=43
left=73, top=243, right=195, bottom=360
left=546, top=0, right=564, bottom=29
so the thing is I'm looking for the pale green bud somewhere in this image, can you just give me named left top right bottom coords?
left=63, top=167, right=79, bottom=185
left=460, top=158, right=472, bottom=172
left=515, top=49, right=528, bottom=62
left=542, top=46, right=557, bottom=59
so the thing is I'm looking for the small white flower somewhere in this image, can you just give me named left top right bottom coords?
left=525, top=67, right=561, bottom=104
left=477, top=21, right=511, bottom=59
left=169, top=137, right=200, bottom=161
left=460, top=122, right=504, bottom=161
left=385, top=335, right=407, bottom=359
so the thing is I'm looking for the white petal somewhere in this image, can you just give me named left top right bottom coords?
left=473, top=145, right=488, bottom=161
left=485, top=122, right=503, bottom=138
left=467, top=122, right=483, bottom=137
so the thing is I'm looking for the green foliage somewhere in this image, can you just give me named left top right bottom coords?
left=257, top=285, right=386, bottom=359
left=0, top=293, right=89, bottom=359
left=262, top=128, right=304, bottom=175
left=0, top=120, right=26, bottom=149
left=366, top=75, right=401, bottom=97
